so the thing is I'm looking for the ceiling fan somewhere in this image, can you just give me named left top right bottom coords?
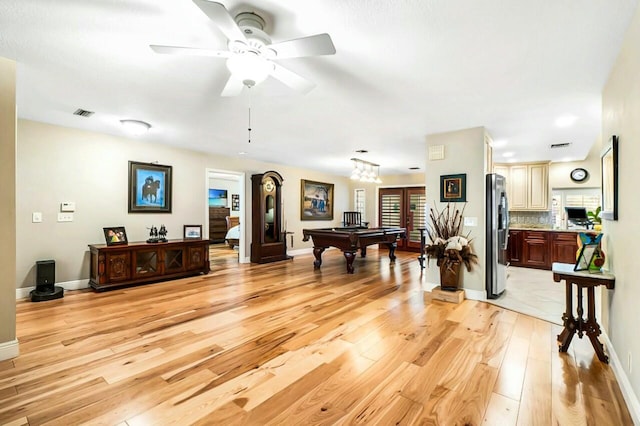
left=150, top=0, right=336, bottom=96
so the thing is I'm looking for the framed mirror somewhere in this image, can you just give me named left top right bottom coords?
left=601, top=135, right=618, bottom=220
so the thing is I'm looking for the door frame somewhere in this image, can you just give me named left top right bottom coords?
left=377, top=185, right=426, bottom=251
left=205, top=168, right=247, bottom=263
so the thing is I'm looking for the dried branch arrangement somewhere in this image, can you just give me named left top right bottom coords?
left=424, top=203, right=478, bottom=272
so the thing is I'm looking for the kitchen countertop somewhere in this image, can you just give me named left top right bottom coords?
left=509, top=226, right=599, bottom=233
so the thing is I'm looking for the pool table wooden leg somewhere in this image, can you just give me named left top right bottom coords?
left=344, top=251, right=356, bottom=274
left=360, top=247, right=367, bottom=258
left=388, top=242, right=397, bottom=262
left=313, top=247, right=325, bottom=269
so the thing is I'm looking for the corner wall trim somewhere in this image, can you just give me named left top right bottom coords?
left=462, top=288, right=487, bottom=301
left=0, top=339, right=19, bottom=361
left=602, top=333, right=640, bottom=425
left=16, top=278, right=90, bottom=300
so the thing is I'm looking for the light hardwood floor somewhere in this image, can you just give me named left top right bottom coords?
left=1, top=249, right=633, bottom=425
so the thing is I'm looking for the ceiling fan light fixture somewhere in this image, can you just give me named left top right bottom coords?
left=120, top=119, right=151, bottom=136
left=226, top=54, right=273, bottom=87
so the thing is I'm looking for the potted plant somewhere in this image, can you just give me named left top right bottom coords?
left=587, top=206, right=602, bottom=231
left=424, top=203, right=478, bottom=290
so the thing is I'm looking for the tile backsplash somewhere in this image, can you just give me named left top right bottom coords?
left=509, top=211, right=552, bottom=227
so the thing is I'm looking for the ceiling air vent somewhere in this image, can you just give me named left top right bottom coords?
left=550, top=142, right=571, bottom=149
left=73, top=108, right=94, bottom=117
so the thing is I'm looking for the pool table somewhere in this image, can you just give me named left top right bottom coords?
left=302, top=227, right=406, bottom=273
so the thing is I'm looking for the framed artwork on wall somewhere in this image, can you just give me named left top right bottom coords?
left=440, top=173, right=466, bottom=202
left=231, top=194, right=240, bottom=211
left=300, top=179, right=334, bottom=220
left=601, top=135, right=618, bottom=221
left=128, top=161, right=172, bottom=213
left=209, top=189, right=228, bottom=207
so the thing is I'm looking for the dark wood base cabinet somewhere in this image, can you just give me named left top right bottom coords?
left=89, top=239, right=210, bottom=291
left=508, top=230, right=579, bottom=270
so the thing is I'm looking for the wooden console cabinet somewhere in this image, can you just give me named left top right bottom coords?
left=88, top=239, right=210, bottom=291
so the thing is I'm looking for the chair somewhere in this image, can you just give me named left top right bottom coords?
left=342, top=211, right=367, bottom=228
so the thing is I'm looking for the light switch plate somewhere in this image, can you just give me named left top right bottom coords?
left=57, top=212, right=74, bottom=222
left=32, top=212, right=42, bottom=223
left=60, top=201, right=76, bottom=212
left=464, top=217, right=478, bottom=227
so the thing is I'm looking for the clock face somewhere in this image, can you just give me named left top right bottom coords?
left=570, top=168, right=588, bottom=182
left=263, top=180, right=275, bottom=193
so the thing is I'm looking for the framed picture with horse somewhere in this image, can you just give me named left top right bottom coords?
left=128, top=161, right=173, bottom=213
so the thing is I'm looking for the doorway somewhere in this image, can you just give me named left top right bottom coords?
left=206, top=169, right=246, bottom=264
left=378, top=187, right=426, bottom=251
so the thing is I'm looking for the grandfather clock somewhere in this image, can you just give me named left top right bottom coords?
left=250, top=171, right=291, bottom=263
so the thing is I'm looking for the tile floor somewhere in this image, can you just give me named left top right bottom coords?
left=485, top=266, right=565, bottom=325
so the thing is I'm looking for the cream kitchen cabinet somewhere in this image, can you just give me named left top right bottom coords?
left=493, top=162, right=549, bottom=211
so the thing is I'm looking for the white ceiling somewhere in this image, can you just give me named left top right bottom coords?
left=0, top=0, right=637, bottom=176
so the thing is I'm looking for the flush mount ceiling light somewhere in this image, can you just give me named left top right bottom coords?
left=350, top=158, right=382, bottom=184
left=120, top=119, right=151, bottom=136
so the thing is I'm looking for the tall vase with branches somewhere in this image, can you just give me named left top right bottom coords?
left=425, top=203, right=478, bottom=289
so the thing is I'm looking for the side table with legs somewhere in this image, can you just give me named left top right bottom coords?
left=552, top=262, right=615, bottom=363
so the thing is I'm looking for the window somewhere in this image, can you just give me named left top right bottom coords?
left=354, top=188, right=366, bottom=221
left=551, top=188, right=601, bottom=228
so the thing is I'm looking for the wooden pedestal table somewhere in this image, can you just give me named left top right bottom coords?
left=552, top=262, right=615, bottom=363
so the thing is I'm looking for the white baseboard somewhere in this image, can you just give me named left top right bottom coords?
left=463, top=288, right=487, bottom=301
left=0, top=339, right=19, bottom=361
left=602, top=333, right=640, bottom=425
left=16, top=278, right=90, bottom=300
left=288, top=247, right=314, bottom=256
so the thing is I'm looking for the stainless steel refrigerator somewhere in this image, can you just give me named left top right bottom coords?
left=486, top=173, right=509, bottom=298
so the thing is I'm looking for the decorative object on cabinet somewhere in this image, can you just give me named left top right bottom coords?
left=231, top=194, right=240, bottom=211
left=439, top=174, right=466, bottom=202
left=88, top=239, right=210, bottom=291
left=424, top=203, right=478, bottom=290
left=570, top=167, right=589, bottom=183
left=183, top=225, right=202, bottom=239
left=300, top=179, right=334, bottom=220
left=251, top=171, right=291, bottom=263
left=103, top=226, right=128, bottom=246
left=601, top=135, right=618, bottom=220
left=209, top=207, right=230, bottom=243
left=576, top=232, right=605, bottom=271
left=128, top=161, right=172, bottom=213
left=209, top=189, right=228, bottom=207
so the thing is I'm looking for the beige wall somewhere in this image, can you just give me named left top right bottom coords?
left=16, top=119, right=349, bottom=289
left=0, top=58, right=17, bottom=355
left=601, top=1, right=640, bottom=414
left=549, top=141, right=602, bottom=189
left=425, top=127, right=487, bottom=293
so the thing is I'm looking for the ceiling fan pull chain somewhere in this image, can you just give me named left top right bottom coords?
left=248, top=107, right=251, bottom=144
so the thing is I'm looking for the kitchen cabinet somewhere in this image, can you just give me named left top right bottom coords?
left=507, top=230, right=581, bottom=270
left=551, top=232, right=579, bottom=264
left=522, top=230, right=550, bottom=269
left=507, top=229, right=523, bottom=266
left=494, top=162, right=549, bottom=211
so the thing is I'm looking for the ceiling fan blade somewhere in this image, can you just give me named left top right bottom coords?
left=221, top=74, right=246, bottom=97
left=192, top=0, right=247, bottom=42
left=271, top=63, right=315, bottom=93
left=150, top=45, right=232, bottom=58
left=268, top=33, right=336, bottom=59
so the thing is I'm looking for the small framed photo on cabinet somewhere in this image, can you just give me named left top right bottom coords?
left=183, top=225, right=202, bottom=240
left=103, top=226, right=128, bottom=246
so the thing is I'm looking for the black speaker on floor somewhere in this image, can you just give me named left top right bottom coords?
left=30, top=260, right=64, bottom=302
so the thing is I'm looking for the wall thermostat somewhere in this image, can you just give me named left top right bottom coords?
left=60, top=202, right=76, bottom=212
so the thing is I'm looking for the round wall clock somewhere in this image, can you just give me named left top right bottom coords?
left=570, top=168, right=588, bottom=182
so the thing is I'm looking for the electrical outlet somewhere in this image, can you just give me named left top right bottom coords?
left=32, top=212, right=43, bottom=223
left=629, top=352, right=632, bottom=374
left=464, top=217, right=478, bottom=227
left=57, top=212, right=74, bottom=222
